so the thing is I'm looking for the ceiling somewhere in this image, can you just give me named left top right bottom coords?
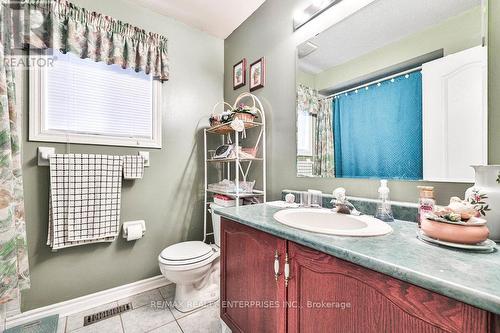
left=132, top=0, right=266, bottom=39
left=299, top=0, right=481, bottom=74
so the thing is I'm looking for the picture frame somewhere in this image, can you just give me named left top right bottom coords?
left=249, top=57, right=265, bottom=91
left=233, top=58, right=247, bottom=90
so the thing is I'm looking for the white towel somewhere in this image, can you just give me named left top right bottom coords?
left=122, top=155, right=145, bottom=179
left=48, top=154, right=123, bottom=250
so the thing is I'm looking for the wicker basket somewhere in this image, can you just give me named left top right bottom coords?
left=209, top=102, right=257, bottom=134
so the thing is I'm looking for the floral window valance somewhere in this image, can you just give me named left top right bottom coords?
left=297, top=84, right=319, bottom=115
left=23, top=0, right=169, bottom=81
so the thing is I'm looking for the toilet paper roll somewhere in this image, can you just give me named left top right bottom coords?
left=126, top=224, right=143, bottom=241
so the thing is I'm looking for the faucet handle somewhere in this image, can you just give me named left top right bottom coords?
left=333, top=187, right=346, bottom=203
left=331, top=187, right=360, bottom=215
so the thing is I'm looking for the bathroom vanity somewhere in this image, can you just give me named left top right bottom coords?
left=216, top=204, right=500, bottom=333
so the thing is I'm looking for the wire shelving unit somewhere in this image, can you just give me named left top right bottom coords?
left=203, top=93, right=266, bottom=242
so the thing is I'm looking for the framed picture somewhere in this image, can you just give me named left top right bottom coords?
left=233, top=58, right=246, bottom=90
left=249, top=57, right=265, bottom=91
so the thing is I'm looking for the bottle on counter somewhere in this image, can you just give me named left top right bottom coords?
left=374, top=180, right=394, bottom=222
left=417, top=186, right=435, bottom=227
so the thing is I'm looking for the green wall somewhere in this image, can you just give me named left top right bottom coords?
left=490, top=0, right=500, bottom=164
left=296, top=70, right=316, bottom=88
left=224, top=0, right=498, bottom=205
left=314, top=6, right=481, bottom=91
left=21, top=0, right=223, bottom=310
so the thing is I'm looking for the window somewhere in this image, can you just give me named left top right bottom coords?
left=297, top=110, right=315, bottom=156
left=29, top=49, right=162, bottom=148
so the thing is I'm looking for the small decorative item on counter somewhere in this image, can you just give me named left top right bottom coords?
left=465, top=165, right=500, bottom=241
left=421, top=215, right=489, bottom=245
left=465, top=189, right=490, bottom=217
left=420, top=196, right=490, bottom=245
left=447, top=196, right=482, bottom=220
left=417, top=186, right=435, bottom=227
left=439, top=212, right=462, bottom=222
left=417, top=230, right=496, bottom=253
left=285, top=193, right=296, bottom=204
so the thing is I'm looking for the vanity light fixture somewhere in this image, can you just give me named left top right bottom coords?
left=293, top=0, right=343, bottom=31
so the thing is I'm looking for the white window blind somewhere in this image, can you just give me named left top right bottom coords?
left=46, top=50, right=153, bottom=139
left=29, top=49, right=162, bottom=148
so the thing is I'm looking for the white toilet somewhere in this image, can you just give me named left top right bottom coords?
left=158, top=205, right=221, bottom=313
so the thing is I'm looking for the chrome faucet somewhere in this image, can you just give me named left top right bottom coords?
left=331, top=187, right=361, bottom=215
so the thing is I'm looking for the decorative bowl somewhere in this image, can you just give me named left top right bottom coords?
left=421, top=218, right=489, bottom=245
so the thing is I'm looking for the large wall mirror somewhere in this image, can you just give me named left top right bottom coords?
left=296, top=0, right=488, bottom=182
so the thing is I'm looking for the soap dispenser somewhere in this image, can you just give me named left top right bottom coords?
left=375, top=180, right=394, bottom=222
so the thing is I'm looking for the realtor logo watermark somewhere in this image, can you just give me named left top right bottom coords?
left=2, top=0, right=56, bottom=69
left=150, top=300, right=352, bottom=311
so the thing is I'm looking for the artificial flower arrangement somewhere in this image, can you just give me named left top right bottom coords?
left=209, top=104, right=258, bottom=126
left=421, top=194, right=490, bottom=245
left=429, top=194, right=489, bottom=224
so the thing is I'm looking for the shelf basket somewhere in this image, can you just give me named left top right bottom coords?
left=209, top=101, right=258, bottom=135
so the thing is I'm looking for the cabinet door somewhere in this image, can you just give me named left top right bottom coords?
left=287, top=242, right=491, bottom=333
left=221, top=218, right=287, bottom=333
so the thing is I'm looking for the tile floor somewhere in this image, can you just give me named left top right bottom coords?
left=57, top=284, right=222, bottom=333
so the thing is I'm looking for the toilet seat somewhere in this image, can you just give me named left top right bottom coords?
left=159, top=241, right=219, bottom=270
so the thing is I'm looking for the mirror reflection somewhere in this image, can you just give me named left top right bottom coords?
left=296, top=0, right=487, bottom=182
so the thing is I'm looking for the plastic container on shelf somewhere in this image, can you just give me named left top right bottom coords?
left=213, top=194, right=242, bottom=207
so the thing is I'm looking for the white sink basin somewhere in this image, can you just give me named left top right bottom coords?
left=273, top=208, right=393, bottom=236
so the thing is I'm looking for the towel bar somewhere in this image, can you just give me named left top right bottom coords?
left=37, top=147, right=150, bottom=167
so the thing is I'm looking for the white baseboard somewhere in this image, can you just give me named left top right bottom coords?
left=6, top=275, right=171, bottom=329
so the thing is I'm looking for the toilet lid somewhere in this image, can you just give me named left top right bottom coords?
left=158, top=246, right=220, bottom=270
left=160, top=241, right=213, bottom=262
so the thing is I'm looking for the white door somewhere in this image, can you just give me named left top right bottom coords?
left=422, top=46, right=487, bottom=182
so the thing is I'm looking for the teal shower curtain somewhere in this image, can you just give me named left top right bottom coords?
left=334, top=72, right=423, bottom=179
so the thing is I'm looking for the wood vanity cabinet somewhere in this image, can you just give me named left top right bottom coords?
left=221, top=218, right=498, bottom=333
left=220, top=218, right=287, bottom=332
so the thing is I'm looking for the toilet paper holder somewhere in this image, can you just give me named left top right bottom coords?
left=122, top=220, right=146, bottom=239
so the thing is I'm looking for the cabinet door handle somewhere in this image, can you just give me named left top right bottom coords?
left=274, top=250, right=281, bottom=281
left=284, top=253, right=290, bottom=287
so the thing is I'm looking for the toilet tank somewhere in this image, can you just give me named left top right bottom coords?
left=209, top=203, right=222, bottom=246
